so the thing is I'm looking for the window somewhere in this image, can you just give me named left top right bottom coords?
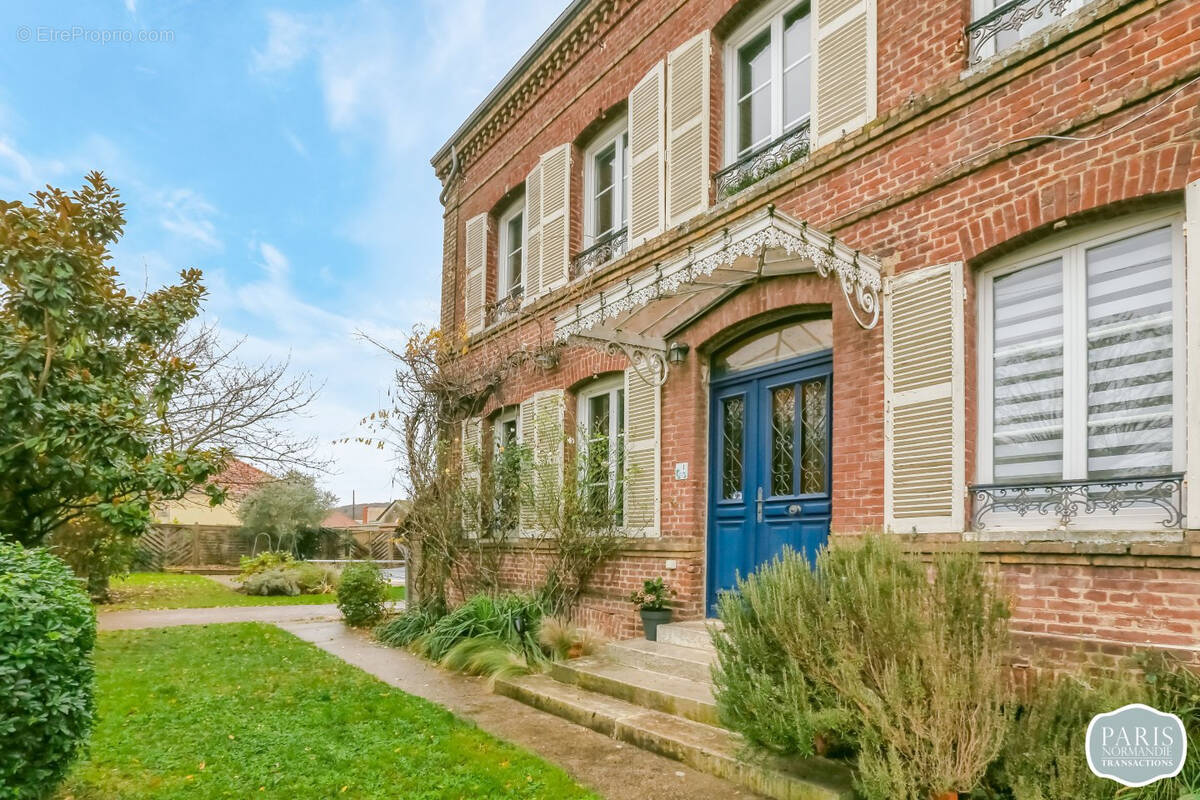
left=968, top=0, right=1087, bottom=64
left=497, top=197, right=524, bottom=299
left=726, top=1, right=812, bottom=162
left=978, top=214, right=1184, bottom=486
left=583, top=117, right=630, bottom=249
left=577, top=377, right=625, bottom=524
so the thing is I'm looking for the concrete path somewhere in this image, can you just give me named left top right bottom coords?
left=97, top=603, right=345, bottom=631
left=279, top=620, right=765, bottom=800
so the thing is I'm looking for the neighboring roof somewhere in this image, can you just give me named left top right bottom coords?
left=216, top=459, right=276, bottom=502
left=322, top=510, right=359, bottom=529
left=431, top=0, right=589, bottom=170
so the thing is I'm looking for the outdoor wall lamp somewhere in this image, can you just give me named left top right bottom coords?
left=667, top=341, right=690, bottom=365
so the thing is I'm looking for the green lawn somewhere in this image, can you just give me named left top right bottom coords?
left=58, top=624, right=596, bottom=800
left=101, top=572, right=405, bottom=611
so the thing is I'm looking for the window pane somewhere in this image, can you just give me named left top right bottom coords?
left=992, top=259, right=1064, bottom=482
left=506, top=213, right=523, bottom=289
left=714, top=318, right=832, bottom=374
left=783, top=5, right=811, bottom=130
left=771, top=386, right=796, bottom=496
left=721, top=396, right=745, bottom=501
left=1085, top=226, right=1174, bottom=478
left=737, top=32, right=772, bottom=155
left=800, top=377, right=827, bottom=493
left=593, top=146, right=615, bottom=236
left=620, top=134, right=629, bottom=229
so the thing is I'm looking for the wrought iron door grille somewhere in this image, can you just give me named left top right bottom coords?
left=969, top=473, right=1184, bottom=531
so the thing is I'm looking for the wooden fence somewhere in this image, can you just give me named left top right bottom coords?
left=139, top=524, right=403, bottom=568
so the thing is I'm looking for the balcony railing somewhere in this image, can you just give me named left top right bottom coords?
left=966, top=0, right=1079, bottom=65
left=969, top=473, right=1184, bottom=532
left=486, top=289, right=523, bottom=326
left=572, top=227, right=628, bottom=278
left=714, top=122, right=812, bottom=199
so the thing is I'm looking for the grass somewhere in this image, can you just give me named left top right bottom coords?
left=100, top=572, right=405, bottom=611
left=57, top=623, right=597, bottom=800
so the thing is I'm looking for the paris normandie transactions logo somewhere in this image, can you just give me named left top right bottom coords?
left=1086, top=704, right=1188, bottom=788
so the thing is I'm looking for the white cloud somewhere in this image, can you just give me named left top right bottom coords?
left=157, top=187, right=222, bottom=250
left=282, top=127, right=308, bottom=158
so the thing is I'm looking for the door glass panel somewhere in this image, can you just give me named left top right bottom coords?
left=771, top=386, right=796, bottom=496
left=714, top=318, right=832, bottom=374
left=721, top=396, right=745, bottom=501
left=800, top=378, right=827, bottom=494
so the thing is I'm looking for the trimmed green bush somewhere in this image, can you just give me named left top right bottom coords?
left=337, top=562, right=388, bottom=627
left=241, top=567, right=301, bottom=596
left=0, top=543, right=96, bottom=798
left=289, top=561, right=338, bottom=594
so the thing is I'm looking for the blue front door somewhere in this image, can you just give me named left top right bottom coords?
left=707, top=352, right=833, bottom=613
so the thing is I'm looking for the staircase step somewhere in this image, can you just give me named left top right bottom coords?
left=549, top=656, right=719, bottom=725
left=496, top=673, right=854, bottom=800
left=656, top=619, right=721, bottom=651
left=603, top=638, right=716, bottom=684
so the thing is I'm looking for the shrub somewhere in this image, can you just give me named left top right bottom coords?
left=238, top=550, right=294, bottom=579
left=376, top=607, right=442, bottom=648
left=416, top=593, right=545, bottom=664
left=241, top=567, right=300, bottom=596
left=537, top=616, right=603, bottom=660
left=290, top=561, right=338, bottom=594
left=0, top=543, right=96, bottom=798
left=713, top=536, right=1011, bottom=800
left=337, top=562, right=388, bottom=627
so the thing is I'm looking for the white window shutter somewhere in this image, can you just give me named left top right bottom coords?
left=665, top=31, right=710, bottom=227
left=623, top=370, right=660, bottom=535
left=518, top=400, right=538, bottom=529
left=812, top=0, right=875, bottom=149
left=538, top=144, right=571, bottom=294
left=628, top=60, right=666, bottom=245
left=460, top=417, right=482, bottom=530
left=519, top=390, right=564, bottom=531
left=1185, top=180, right=1200, bottom=526
left=522, top=163, right=542, bottom=306
left=464, top=213, right=489, bottom=334
left=883, top=262, right=965, bottom=533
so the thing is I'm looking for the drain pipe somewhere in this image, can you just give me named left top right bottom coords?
left=438, top=145, right=460, bottom=206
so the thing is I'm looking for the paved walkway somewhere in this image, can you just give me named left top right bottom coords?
left=97, top=603, right=762, bottom=799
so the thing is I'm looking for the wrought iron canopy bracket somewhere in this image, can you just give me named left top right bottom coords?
left=565, top=331, right=668, bottom=387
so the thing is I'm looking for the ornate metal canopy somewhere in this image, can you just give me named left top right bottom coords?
left=553, top=206, right=882, bottom=384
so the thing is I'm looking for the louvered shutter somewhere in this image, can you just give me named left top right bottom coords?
left=812, top=0, right=875, bottom=148
left=460, top=417, right=483, bottom=531
left=665, top=31, right=710, bottom=227
left=518, top=390, right=564, bottom=532
left=1187, top=181, right=1200, bottom=527
left=538, top=144, right=571, bottom=294
left=623, top=370, right=660, bottom=535
left=464, top=213, right=488, bottom=333
left=522, top=163, right=542, bottom=306
left=884, top=262, right=965, bottom=533
left=628, top=61, right=666, bottom=244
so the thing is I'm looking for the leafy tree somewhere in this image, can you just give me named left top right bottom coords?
left=237, top=470, right=337, bottom=553
left=0, top=173, right=226, bottom=546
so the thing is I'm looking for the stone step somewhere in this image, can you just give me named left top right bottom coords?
left=548, top=655, right=719, bottom=726
left=603, top=638, right=716, bottom=685
left=656, top=619, right=721, bottom=651
left=495, top=673, right=854, bottom=800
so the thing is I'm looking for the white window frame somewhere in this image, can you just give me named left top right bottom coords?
left=722, top=0, right=813, bottom=166
left=494, top=407, right=520, bottom=451
left=582, top=115, right=630, bottom=250
left=976, top=209, right=1187, bottom=486
left=576, top=375, right=625, bottom=523
left=497, top=195, right=525, bottom=300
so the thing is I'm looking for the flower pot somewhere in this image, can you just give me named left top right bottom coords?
left=933, top=792, right=959, bottom=800
left=639, top=607, right=673, bottom=641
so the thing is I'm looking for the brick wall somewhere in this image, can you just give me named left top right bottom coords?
left=433, top=0, right=1200, bottom=651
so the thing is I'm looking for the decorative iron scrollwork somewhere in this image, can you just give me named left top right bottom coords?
left=970, top=474, right=1184, bottom=531
left=714, top=124, right=812, bottom=199
left=966, top=0, right=1074, bottom=65
left=486, top=290, right=523, bottom=326
left=572, top=228, right=629, bottom=277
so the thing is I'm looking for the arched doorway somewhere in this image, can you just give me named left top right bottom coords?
left=706, top=316, right=833, bottom=612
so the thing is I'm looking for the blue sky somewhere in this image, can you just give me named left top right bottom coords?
left=0, top=0, right=565, bottom=503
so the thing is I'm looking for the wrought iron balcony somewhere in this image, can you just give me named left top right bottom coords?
left=966, top=0, right=1079, bottom=65
left=969, top=473, right=1184, bottom=532
left=572, top=227, right=628, bottom=278
left=486, top=289, right=523, bottom=326
left=714, top=123, right=811, bottom=199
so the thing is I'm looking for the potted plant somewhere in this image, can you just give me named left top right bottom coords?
left=629, top=577, right=674, bottom=641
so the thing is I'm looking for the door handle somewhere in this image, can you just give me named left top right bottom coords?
left=756, top=487, right=764, bottom=523
left=787, top=504, right=803, bottom=515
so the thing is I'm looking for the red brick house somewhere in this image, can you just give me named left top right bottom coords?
left=432, top=0, right=1200, bottom=663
